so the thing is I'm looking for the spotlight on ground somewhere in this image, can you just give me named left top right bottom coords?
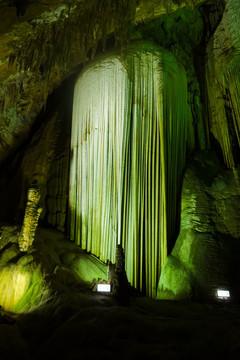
left=97, top=284, right=111, bottom=292
left=217, top=290, right=230, bottom=299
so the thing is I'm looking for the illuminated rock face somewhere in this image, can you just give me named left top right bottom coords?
left=69, top=42, right=189, bottom=297
left=158, top=151, right=240, bottom=301
left=0, top=227, right=108, bottom=313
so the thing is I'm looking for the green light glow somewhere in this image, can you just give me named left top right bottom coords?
left=69, top=42, right=189, bottom=297
left=0, top=260, right=45, bottom=313
left=0, top=267, right=30, bottom=311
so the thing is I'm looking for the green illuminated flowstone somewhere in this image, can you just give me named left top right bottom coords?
left=0, top=227, right=108, bottom=313
left=0, top=243, right=46, bottom=313
left=69, top=42, right=190, bottom=297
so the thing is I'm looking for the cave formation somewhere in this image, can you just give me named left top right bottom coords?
left=0, top=0, right=240, bottom=358
left=70, top=42, right=188, bottom=297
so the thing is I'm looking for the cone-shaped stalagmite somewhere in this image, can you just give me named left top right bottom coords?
left=69, top=42, right=189, bottom=297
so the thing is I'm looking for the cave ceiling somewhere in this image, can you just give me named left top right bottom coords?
left=0, top=0, right=213, bottom=166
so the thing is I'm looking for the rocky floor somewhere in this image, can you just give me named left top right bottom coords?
left=0, top=226, right=239, bottom=360
left=0, top=291, right=240, bottom=360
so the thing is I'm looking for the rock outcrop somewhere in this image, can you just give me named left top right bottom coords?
left=158, top=151, right=240, bottom=301
left=0, top=226, right=108, bottom=313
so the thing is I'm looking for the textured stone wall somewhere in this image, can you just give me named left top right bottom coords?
left=205, top=0, right=240, bottom=168
left=0, top=81, right=71, bottom=231
left=19, top=99, right=71, bottom=232
left=158, top=151, right=240, bottom=301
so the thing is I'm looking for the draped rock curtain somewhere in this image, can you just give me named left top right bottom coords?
left=69, top=42, right=188, bottom=297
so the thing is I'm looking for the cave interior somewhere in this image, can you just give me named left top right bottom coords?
left=0, top=0, right=240, bottom=359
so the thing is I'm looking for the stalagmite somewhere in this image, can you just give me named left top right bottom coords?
left=69, top=42, right=189, bottom=297
left=19, top=181, right=42, bottom=252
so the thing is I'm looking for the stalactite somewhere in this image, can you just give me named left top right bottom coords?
left=69, top=42, right=189, bottom=297
left=8, top=0, right=138, bottom=77
left=205, top=0, right=240, bottom=169
left=221, top=0, right=240, bottom=162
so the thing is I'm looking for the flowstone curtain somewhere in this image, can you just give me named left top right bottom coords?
left=69, top=42, right=188, bottom=297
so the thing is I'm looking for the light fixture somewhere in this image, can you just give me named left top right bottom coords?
left=97, top=284, right=111, bottom=292
left=217, top=290, right=230, bottom=299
